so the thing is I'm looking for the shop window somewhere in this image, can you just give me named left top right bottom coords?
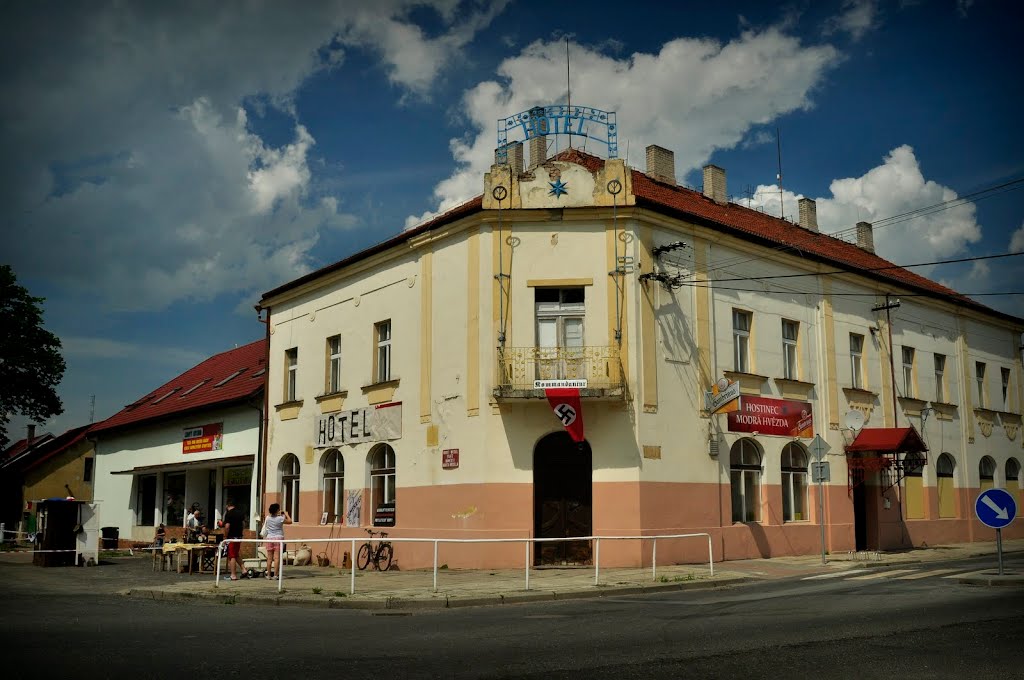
left=279, top=454, right=301, bottom=521
left=979, top=456, right=996, bottom=492
left=222, top=465, right=252, bottom=526
left=136, top=474, right=157, bottom=526
left=936, top=453, right=956, bottom=519
left=781, top=443, right=808, bottom=522
left=321, top=449, right=344, bottom=524
left=730, top=438, right=762, bottom=523
left=164, top=472, right=185, bottom=527
left=903, top=453, right=925, bottom=520
left=370, top=444, right=396, bottom=527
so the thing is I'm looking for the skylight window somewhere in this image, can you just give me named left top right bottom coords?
left=214, top=368, right=246, bottom=387
left=251, top=368, right=266, bottom=378
left=151, top=388, right=179, bottom=404
left=179, top=379, right=209, bottom=397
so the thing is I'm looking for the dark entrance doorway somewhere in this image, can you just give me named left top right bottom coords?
left=533, top=432, right=592, bottom=565
left=852, top=479, right=868, bottom=551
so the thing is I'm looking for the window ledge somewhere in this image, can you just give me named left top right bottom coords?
left=843, top=387, right=878, bottom=399
left=724, top=371, right=769, bottom=395
left=973, top=407, right=999, bottom=419
left=360, top=378, right=401, bottom=392
left=274, top=400, right=304, bottom=410
left=930, top=401, right=958, bottom=409
left=775, top=378, right=815, bottom=389
left=315, top=390, right=348, bottom=403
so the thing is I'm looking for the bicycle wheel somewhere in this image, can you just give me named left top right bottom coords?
left=356, top=543, right=372, bottom=570
left=376, top=543, right=393, bottom=571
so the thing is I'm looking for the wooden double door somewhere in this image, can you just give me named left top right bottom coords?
left=534, top=432, right=592, bottom=565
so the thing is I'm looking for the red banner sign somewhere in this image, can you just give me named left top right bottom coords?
left=545, top=388, right=585, bottom=442
left=727, top=397, right=813, bottom=438
left=182, top=422, right=223, bottom=454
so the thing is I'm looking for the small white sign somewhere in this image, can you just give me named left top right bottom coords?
left=704, top=380, right=741, bottom=414
left=534, top=379, right=587, bottom=389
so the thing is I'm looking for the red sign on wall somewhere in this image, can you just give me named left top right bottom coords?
left=182, top=423, right=223, bottom=454
left=442, top=449, right=459, bottom=469
left=727, top=397, right=813, bottom=438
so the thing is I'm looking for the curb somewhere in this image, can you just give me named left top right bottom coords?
left=122, top=575, right=751, bottom=610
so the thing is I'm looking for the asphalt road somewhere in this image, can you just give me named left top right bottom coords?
left=1, top=553, right=1021, bottom=679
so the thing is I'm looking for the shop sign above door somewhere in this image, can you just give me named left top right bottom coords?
left=727, top=397, right=813, bottom=438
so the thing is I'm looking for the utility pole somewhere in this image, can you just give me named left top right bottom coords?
left=872, top=294, right=902, bottom=427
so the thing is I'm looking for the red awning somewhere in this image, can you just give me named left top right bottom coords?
left=846, top=427, right=928, bottom=454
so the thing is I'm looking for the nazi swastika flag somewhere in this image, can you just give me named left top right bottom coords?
left=545, top=388, right=585, bottom=443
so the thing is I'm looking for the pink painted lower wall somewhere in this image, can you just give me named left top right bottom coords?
left=257, top=480, right=1015, bottom=569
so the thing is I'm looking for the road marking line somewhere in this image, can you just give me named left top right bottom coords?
left=894, top=568, right=961, bottom=580
left=847, top=569, right=920, bottom=580
left=802, top=570, right=870, bottom=580
left=943, top=570, right=982, bottom=579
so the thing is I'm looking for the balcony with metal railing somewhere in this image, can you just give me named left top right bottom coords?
left=494, top=345, right=626, bottom=399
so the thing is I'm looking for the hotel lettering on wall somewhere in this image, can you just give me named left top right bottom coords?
left=727, top=397, right=814, bottom=438
left=315, top=402, right=403, bottom=447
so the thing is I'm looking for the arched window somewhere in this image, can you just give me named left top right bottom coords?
left=321, top=450, right=344, bottom=524
left=1007, top=459, right=1022, bottom=508
left=781, top=443, right=808, bottom=522
left=903, top=452, right=926, bottom=519
left=979, top=456, right=996, bottom=492
left=278, top=453, right=301, bottom=521
left=936, top=453, right=956, bottom=519
left=730, top=439, right=762, bottom=523
left=369, top=444, right=396, bottom=527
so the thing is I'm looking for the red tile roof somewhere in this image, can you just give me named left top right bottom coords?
left=260, top=147, right=1021, bottom=325
left=91, top=339, right=266, bottom=435
left=1, top=432, right=55, bottom=466
left=22, top=424, right=92, bottom=472
left=846, top=426, right=928, bottom=453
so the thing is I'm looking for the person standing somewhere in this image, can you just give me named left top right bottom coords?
left=263, top=503, right=291, bottom=580
left=222, top=500, right=246, bottom=581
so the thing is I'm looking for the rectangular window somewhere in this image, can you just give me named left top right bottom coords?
left=1002, top=367, right=1011, bottom=411
left=782, top=320, right=798, bottom=380
left=374, top=320, right=392, bottom=383
left=285, top=348, right=298, bottom=402
left=934, top=354, right=946, bottom=403
left=850, top=333, right=864, bottom=389
left=327, top=335, right=342, bottom=394
left=976, top=361, right=986, bottom=407
left=136, top=475, right=157, bottom=526
left=535, top=288, right=585, bottom=380
left=901, top=347, right=915, bottom=398
left=83, top=457, right=94, bottom=483
left=733, top=309, right=751, bottom=373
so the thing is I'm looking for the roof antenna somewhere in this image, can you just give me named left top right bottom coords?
left=565, top=36, right=572, bottom=150
left=776, top=126, right=785, bottom=220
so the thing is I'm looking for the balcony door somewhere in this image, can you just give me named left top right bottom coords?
left=536, top=287, right=584, bottom=381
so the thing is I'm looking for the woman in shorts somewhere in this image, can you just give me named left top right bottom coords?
left=263, top=503, right=292, bottom=579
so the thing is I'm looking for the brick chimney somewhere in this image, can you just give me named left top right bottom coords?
left=645, top=145, right=676, bottom=185
left=27, top=424, right=36, bottom=443
left=856, top=221, right=875, bottom=253
left=528, top=136, right=547, bottom=169
left=798, top=198, right=819, bottom=232
left=702, top=164, right=727, bottom=205
left=495, top=141, right=524, bottom=175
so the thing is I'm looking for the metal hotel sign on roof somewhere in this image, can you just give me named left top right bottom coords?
left=496, top=105, right=618, bottom=164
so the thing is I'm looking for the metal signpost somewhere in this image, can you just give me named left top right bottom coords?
left=974, top=488, right=1017, bottom=576
left=810, top=434, right=831, bottom=565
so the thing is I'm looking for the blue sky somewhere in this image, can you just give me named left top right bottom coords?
left=2, top=0, right=1022, bottom=439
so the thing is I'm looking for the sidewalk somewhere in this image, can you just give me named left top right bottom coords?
left=121, top=538, right=1024, bottom=609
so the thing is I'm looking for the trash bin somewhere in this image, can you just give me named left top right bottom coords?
left=101, top=527, right=119, bottom=550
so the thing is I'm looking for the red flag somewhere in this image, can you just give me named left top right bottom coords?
left=545, top=388, right=585, bottom=442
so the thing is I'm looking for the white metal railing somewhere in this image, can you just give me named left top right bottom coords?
left=217, top=533, right=713, bottom=594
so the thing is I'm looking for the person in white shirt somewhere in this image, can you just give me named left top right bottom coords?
left=262, top=503, right=292, bottom=579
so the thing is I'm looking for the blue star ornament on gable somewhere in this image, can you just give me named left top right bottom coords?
left=548, top=179, right=568, bottom=198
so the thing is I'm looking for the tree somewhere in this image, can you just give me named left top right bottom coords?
left=0, top=265, right=65, bottom=449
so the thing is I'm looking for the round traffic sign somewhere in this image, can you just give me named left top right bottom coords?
left=974, top=488, right=1017, bottom=529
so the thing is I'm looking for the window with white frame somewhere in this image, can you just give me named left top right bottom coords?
left=1002, top=367, right=1011, bottom=411
left=733, top=310, right=752, bottom=373
left=782, top=320, right=799, bottom=380
left=850, top=333, right=864, bottom=389
left=321, top=449, right=344, bottom=523
left=976, top=362, right=986, bottom=407
left=374, top=321, right=392, bottom=383
left=279, top=454, right=301, bottom=521
left=901, top=347, right=915, bottom=398
left=730, top=438, right=762, bottom=523
left=327, top=335, right=342, bottom=394
left=534, top=288, right=585, bottom=380
left=934, top=354, right=946, bottom=403
left=370, top=444, right=396, bottom=526
left=781, top=443, right=808, bottom=522
left=285, top=348, right=298, bottom=402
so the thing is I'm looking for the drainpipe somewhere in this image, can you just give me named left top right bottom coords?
left=255, top=304, right=271, bottom=533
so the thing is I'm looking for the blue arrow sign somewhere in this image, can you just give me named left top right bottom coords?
left=974, top=488, right=1017, bottom=529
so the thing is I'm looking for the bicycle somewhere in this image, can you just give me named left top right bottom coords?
left=356, top=529, right=393, bottom=571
